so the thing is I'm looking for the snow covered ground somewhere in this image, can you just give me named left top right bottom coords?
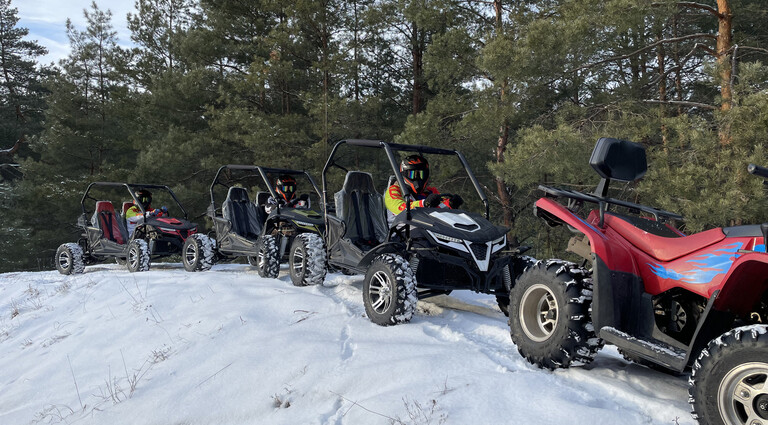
left=0, top=263, right=695, bottom=425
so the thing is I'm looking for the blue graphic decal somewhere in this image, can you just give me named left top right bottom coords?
left=755, top=244, right=766, bottom=253
left=647, top=242, right=742, bottom=284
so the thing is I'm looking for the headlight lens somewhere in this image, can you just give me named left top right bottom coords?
left=432, top=232, right=464, bottom=244
left=294, top=220, right=314, bottom=227
left=158, top=227, right=175, bottom=232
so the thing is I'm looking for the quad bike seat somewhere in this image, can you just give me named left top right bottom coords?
left=92, top=201, right=129, bottom=244
left=334, top=171, right=388, bottom=247
left=604, top=213, right=725, bottom=261
left=222, top=187, right=264, bottom=239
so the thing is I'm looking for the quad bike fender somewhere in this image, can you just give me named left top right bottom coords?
left=358, top=243, right=405, bottom=269
left=712, top=252, right=768, bottom=316
left=535, top=198, right=636, bottom=273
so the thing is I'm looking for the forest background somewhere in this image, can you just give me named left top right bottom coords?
left=1, top=0, right=767, bottom=273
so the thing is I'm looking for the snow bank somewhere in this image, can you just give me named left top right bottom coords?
left=0, top=264, right=694, bottom=424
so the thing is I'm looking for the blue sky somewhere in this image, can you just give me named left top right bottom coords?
left=15, top=0, right=136, bottom=65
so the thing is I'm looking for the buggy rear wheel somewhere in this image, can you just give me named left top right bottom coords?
left=55, top=243, right=85, bottom=275
left=288, top=233, right=326, bottom=286
left=363, top=254, right=418, bottom=326
left=182, top=234, right=215, bottom=272
left=127, top=240, right=150, bottom=272
left=256, top=235, right=279, bottom=278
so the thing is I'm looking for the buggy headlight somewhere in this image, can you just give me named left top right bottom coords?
left=492, top=235, right=506, bottom=253
left=158, top=227, right=176, bottom=233
left=432, top=232, right=464, bottom=244
left=294, top=220, right=313, bottom=227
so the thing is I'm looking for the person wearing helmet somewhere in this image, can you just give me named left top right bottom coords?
left=265, top=175, right=309, bottom=214
left=125, top=189, right=168, bottom=236
left=385, top=154, right=463, bottom=222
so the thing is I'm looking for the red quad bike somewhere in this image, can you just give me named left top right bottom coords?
left=509, top=138, right=768, bottom=425
left=55, top=182, right=197, bottom=274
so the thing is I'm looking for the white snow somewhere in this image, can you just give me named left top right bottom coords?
left=0, top=264, right=695, bottom=425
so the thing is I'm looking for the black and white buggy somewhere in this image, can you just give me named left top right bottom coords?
left=55, top=182, right=198, bottom=274
left=182, top=165, right=326, bottom=286
left=308, top=139, right=533, bottom=326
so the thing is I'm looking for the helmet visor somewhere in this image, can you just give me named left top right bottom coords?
left=405, top=169, right=427, bottom=181
left=281, top=184, right=295, bottom=193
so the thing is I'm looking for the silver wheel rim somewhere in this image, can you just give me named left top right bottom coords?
left=519, top=283, right=559, bottom=343
left=369, top=271, right=393, bottom=314
left=184, top=241, right=198, bottom=266
left=129, top=246, right=139, bottom=270
left=292, top=245, right=304, bottom=276
left=718, top=362, right=768, bottom=425
left=58, top=250, right=71, bottom=270
left=257, top=248, right=266, bottom=270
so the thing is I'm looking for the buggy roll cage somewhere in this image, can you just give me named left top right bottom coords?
left=81, top=182, right=189, bottom=220
left=209, top=165, right=322, bottom=215
left=321, top=139, right=491, bottom=225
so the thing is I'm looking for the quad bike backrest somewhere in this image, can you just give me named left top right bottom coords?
left=222, top=187, right=264, bottom=239
left=590, top=138, right=647, bottom=197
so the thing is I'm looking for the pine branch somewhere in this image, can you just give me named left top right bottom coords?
left=0, top=136, right=25, bottom=156
left=640, top=99, right=717, bottom=110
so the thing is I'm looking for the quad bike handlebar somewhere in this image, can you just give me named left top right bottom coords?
left=748, top=163, right=768, bottom=179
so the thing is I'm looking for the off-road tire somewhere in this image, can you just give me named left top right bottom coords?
left=247, top=256, right=258, bottom=267
left=182, top=234, right=215, bottom=272
left=288, top=233, right=327, bottom=286
left=127, top=240, right=150, bottom=272
left=690, top=325, right=768, bottom=425
left=115, top=257, right=127, bottom=266
left=55, top=243, right=85, bottom=275
left=363, top=254, right=418, bottom=326
left=256, top=235, right=280, bottom=278
left=509, top=260, right=603, bottom=369
left=498, top=255, right=537, bottom=317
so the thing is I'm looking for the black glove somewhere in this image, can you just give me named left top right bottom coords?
left=449, top=194, right=463, bottom=209
left=299, top=193, right=309, bottom=201
left=424, top=193, right=442, bottom=207
left=160, top=206, right=169, bottom=215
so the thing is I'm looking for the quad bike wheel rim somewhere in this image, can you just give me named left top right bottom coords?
left=184, top=241, right=198, bottom=266
left=519, top=283, right=559, bottom=343
left=292, top=245, right=304, bottom=276
left=718, top=362, right=768, bottom=424
left=369, top=271, right=393, bottom=314
left=58, top=250, right=71, bottom=270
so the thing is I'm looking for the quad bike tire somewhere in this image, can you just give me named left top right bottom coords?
left=182, top=234, right=215, bottom=272
left=498, top=256, right=537, bottom=317
left=127, top=240, right=150, bottom=272
left=288, top=233, right=327, bottom=286
left=255, top=235, right=280, bottom=278
left=508, top=260, right=603, bottom=369
left=363, top=254, right=418, bottom=326
left=55, top=243, right=85, bottom=275
left=690, top=325, right=768, bottom=425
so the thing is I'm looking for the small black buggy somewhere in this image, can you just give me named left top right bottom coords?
left=306, top=139, right=532, bottom=326
left=182, top=165, right=326, bottom=286
left=55, top=182, right=197, bottom=274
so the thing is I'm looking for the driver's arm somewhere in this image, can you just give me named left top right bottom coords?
left=385, top=184, right=435, bottom=215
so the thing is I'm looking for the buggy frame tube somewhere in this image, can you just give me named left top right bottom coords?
left=82, top=182, right=188, bottom=220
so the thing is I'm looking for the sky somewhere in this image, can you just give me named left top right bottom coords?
left=15, top=0, right=137, bottom=65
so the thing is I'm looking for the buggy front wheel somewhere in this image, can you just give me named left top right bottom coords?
left=363, top=254, right=418, bottom=326
left=255, top=235, right=280, bottom=278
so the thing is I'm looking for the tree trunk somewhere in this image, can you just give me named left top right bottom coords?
left=657, top=29, right=669, bottom=152
left=716, top=0, right=733, bottom=145
left=411, top=23, right=423, bottom=115
left=493, top=0, right=513, bottom=228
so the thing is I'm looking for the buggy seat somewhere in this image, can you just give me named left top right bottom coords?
left=92, top=201, right=129, bottom=244
left=222, top=187, right=264, bottom=239
left=604, top=213, right=725, bottom=262
left=334, top=171, right=387, bottom=247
